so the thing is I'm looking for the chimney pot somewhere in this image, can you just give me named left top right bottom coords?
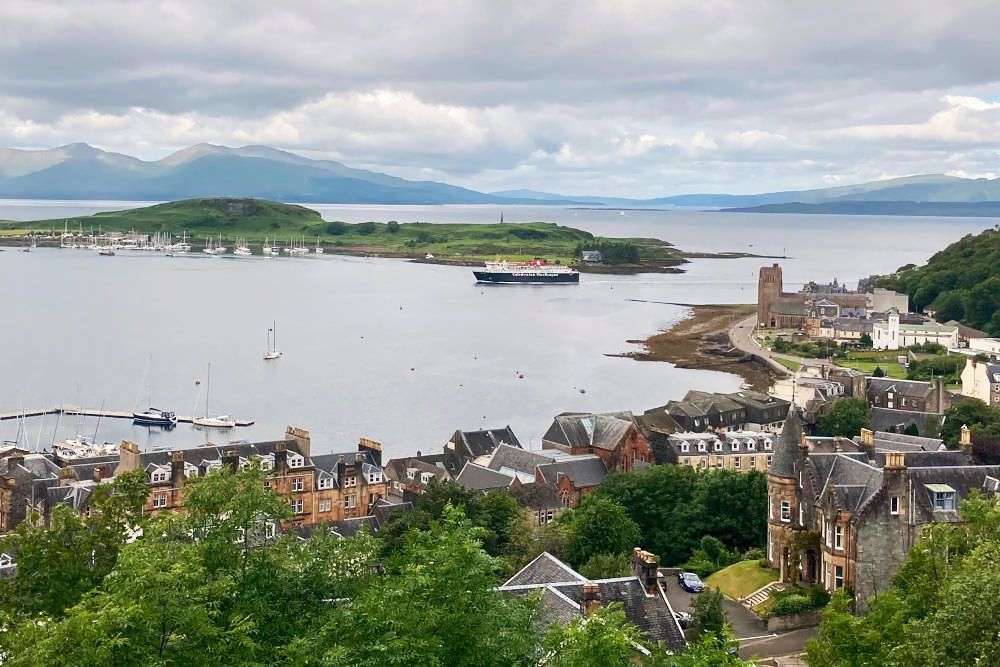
left=581, top=581, right=601, bottom=616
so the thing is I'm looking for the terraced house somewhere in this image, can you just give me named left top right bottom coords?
left=0, top=428, right=390, bottom=534
left=668, top=431, right=774, bottom=472
left=767, top=410, right=1000, bottom=612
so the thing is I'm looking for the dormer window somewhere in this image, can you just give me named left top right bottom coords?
left=288, top=453, right=304, bottom=469
left=420, top=472, right=433, bottom=484
left=368, top=472, right=382, bottom=484
left=698, top=441, right=707, bottom=452
left=748, top=441, right=756, bottom=451
left=680, top=442, right=690, bottom=453
left=344, top=476, right=357, bottom=488
left=317, top=477, right=333, bottom=490
left=714, top=440, right=723, bottom=452
left=929, top=484, right=957, bottom=511
left=150, top=468, right=169, bottom=483
left=731, top=441, right=739, bottom=451
left=407, top=469, right=416, bottom=480
left=764, top=439, right=773, bottom=451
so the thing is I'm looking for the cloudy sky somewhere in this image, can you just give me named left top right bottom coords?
left=3, top=0, right=1000, bottom=197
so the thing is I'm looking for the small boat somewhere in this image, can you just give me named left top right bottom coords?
left=99, top=249, right=116, bottom=256
left=264, top=321, right=282, bottom=360
left=262, top=238, right=279, bottom=256
left=133, top=407, right=178, bottom=427
left=193, top=363, right=236, bottom=428
left=314, top=236, right=324, bottom=254
left=193, top=415, right=236, bottom=429
left=425, top=253, right=435, bottom=260
left=55, top=435, right=119, bottom=459
left=234, top=239, right=252, bottom=256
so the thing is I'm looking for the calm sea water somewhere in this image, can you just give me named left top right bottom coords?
left=0, top=200, right=992, bottom=457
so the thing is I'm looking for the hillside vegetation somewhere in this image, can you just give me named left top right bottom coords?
left=876, top=228, right=1000, bottom=335
left=6, top=197, right=681, bottom=266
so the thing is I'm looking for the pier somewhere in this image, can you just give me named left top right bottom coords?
left=0, top=406, right=254, bottom=427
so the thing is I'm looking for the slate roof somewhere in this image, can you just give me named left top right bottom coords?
left=907, top=465, right=1000, bottom=522
left=454, top=461, right=514, bottom=491
left=452, top=426, right=521, bottom=459
left=867, top=378, right=936, bottom=399
left=769, top=406, right=802, bottom=478
left=487, top=444, right=554, bottom=475
left=668, top=431, right=774, bottom=456
left=500, top=552, right=685, bottom=652
left=536, top=455, right=608, bottom=488
left=868, top=431, right=944, bottom=452
left=543, top=412, right=635, bottom=451
left=507, top=481, right=563, bottom=510
left=870, top=407, right=945, bottom=434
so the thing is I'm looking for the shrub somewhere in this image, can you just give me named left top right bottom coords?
left=415, top=231, right=434, bottom=244
left=326, top=221, right=348, bottom=236
left=386, top=220, right=400, bottom=234
left=771, top=593, right=813, bottom=617
left=357, top=221, right=377, bottom=235
left=743, top=547, right=765, bottom=561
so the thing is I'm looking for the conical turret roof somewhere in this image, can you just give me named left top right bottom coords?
left=769, top=405, right=802, bottom=478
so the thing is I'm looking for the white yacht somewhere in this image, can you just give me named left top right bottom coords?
left=264, top=321, right=282, bottom=360
left=193, top=363, right=236, bottom=428
left=314, top=236, right=324, bottom=254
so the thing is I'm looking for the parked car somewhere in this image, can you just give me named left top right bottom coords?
left=673, top=610, right=692, bottom=628
left=677, top=571, right=705, bottom=593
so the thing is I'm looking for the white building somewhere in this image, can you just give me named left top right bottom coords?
left=960, top=357, right=1000, bottom=406
left=872, top=309, right=958, bottom=351
left=968, top=337, right=1000, bottom=355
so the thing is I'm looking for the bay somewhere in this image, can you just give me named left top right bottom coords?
left=0, top=200, right=992, bottom=458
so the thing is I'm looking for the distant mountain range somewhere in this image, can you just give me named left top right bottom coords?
left=0, top=143, right=585, bottom=205
left=4, top=143, right=1000, bottom=211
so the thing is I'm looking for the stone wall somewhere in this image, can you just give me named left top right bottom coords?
left=767, top=609, right=820, bottom=632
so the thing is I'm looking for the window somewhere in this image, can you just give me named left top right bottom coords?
left=748, top=440, right=756, bottom=451
left=288, top=454, right=304, bottom=468
left=780, top=500, right=791, bottom=522
left=825, top=562, right=832, bottom=589
left=407, top=469, right=416, bottom=480
left=734, top=456, right=741, bottom=469
left=318, top=499, right=331, bottom=513
left=835, top=525, right=843, bottom=550
left=799, top=503, right=804, bottom=526
left=291, top=477, right=304, bottom=492
left=834, top=565, right=844, bottom=590
left=368, top=492, right=378, bottom=506
left=265, top=523, right=276, bottom=539
left=680, top=442, right=689, bottom=453
left=260, top=458, right=273, bottom=471
left=698, top=441, right=707, bottom=452
left=764, top=439, right=773, bottom=451
left=825, top=520, right=833, bottom=547
left=151, top=468, right=168, bottom=483
left=263, top=480, right=271, bottom=489
left=367, top=472, right=381, bottom=483
left=344, top=495, right=357, bottom=509
left=890, top=496, right=900, bottom=515
left=344, top=476, right=357, bottom=488
left=767, top=533, right=773, bottom=562
left=933, top=491, right=956, bottom=510
left=536, top=509, right=555, bottom=525
left=291, top=498, right=304, bottom=514
left=714, top=440, right=722, bottom=452
left=420, top=472, right=433, bottom=484
left=152, top=492, right=167, bottom=509
left=767, top=455, right=773, bottom=466
left=318, top=477, right=333, bottom=490
left=769, top=499, right=774, bottom=519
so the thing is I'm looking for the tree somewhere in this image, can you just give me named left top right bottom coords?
left=326, top=220, right=348, bottom=235
left=357, top=221, right=377, bottom=235
left=646, top=634, right=749, bottom=666
left=859, top=333, right=873, bottom=349
left=386, top=220, right=400, bottom=233
left=580, top=553, right=630, bottom=579
left=872, top=365, right=885, bottom=377
left=934, top=291, right=966, bottom=323
left=542, top=604, right=642, bottom=667
left=565, top=497, right=641, bottom=568
left=940, top=397, right=998, bottom=447
left=690, top=588, right=728, bottom=640
left=903, top=422, right=920, bottom=436
left=818, top=397, right=871, bottom=438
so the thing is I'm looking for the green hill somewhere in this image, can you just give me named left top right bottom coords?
left=877, top=228, right=1000, bottom=334
left=6, top=197, right=681, bottom=268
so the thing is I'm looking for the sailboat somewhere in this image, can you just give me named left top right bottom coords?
left=262, top=237, right=279, bottom=256
left=314, top=235, right=324, bottom=254
left=192, top=363, right=236, bottom=428
left=264, top=321, right=282, bottom=360
left=132, top=356, right=178, bottom=427
left=234, top=237, right=252, bottom=256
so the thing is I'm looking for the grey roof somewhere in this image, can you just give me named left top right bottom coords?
left=869, top=431, right=944, bottom=452
left=668, top=431, right=774, bottom=456
left=725, top=390, right=790, bottom=411
left=907, top=465, right=1000, bottom=522
left=500, top=553, right=685, bottom=651
left=504, top=552, right=586, bottom=587
left=543, top=412, right=635, bottom=451
left=769, top=299, right=809, bottom=316
left=536, top=455, right=608, bottom=488
left=453, top=426, right=521, bottom=459
left=487, top=444, right=554, bottom=475
left=872, top=451, right=971, bottom=468
left=769, top=406, right=802, bottom=478
left=507, top=481, right=563, bottom=510
left=870, top=407, right=946, bottom=434
left=454, top=461, right=514, bottom=491
left=867, top=378, right=935, bottom=399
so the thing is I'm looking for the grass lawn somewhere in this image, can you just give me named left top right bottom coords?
left=835, top=359, right=907, bottom=378
left=775, top=358, right=801, bottom=371
left=704, top=560, right=779, bottom=600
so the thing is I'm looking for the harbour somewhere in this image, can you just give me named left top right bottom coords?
left=0, top=406, right=253, bottom=427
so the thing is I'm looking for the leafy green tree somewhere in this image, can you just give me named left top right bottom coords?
left=645, top=634, right=748, bottom=666
left=683, top=535, right=741, bottom=577
left=326, top=220, right=348, bottom=235
left=940, top=397, right=998, bottom=447
left=859, top=333, right=873, bottom=349
left=580, top=552, right=630, bottom=579
left=690, top=587, right=728, bottom=640
left=565, top=497, right=641, bottom=568
left=903, top=422, right=920, bottom=436
left=357, top=221, right=377, bottom=235
left=542, top=604, right=643, bottom=667
left=818, top=397, right=870, bottom=437
left=871, top=365, right=885, bottom=377
left=386, top=220, right=400, bottom=233
left=289, top=506, right=538, bottom=667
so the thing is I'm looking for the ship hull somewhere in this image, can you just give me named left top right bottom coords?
left=474, top=271, right=579, bottom=284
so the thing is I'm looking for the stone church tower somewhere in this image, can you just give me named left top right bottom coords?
left=758, top=263, right=784, bottom=328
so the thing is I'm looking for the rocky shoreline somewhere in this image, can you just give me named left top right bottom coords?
left=621, top=303, right=778, bottom=391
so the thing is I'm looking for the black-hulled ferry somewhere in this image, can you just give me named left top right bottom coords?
left=474, top=259, right=579, bottom=284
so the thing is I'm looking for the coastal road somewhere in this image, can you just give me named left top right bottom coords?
left=728, top=314, right=827, bottom=375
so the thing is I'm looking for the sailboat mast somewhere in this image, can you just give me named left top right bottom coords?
left=205, top=363, right=211, bottom=417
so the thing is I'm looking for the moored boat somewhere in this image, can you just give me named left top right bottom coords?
left=133, top=407, right=178, bottom=427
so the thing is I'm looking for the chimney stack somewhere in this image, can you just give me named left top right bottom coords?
left=285, top=426, right=311, bottom=457
left=274, top=441, right=288, bottom=475
left=115, top=441, right=141, bottom=475
left=960, top=424, right=972, bottom=452
left=581, top=581, right=601, bottom=616
left=359, top=438, right=383, bottom=466
left=885, top=452, right=905, bottom=470
left=58, top=466, right=75, bottom=486
left=222, top=450, right=240, bottom=472
left=93, top=466, right=104, bottom=483
left=630, top=548, right=660, bottom=595
left=171, top=451, right=186, bottom=488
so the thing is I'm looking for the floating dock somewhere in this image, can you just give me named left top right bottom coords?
left=0, top=406, right=253, bottom=427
